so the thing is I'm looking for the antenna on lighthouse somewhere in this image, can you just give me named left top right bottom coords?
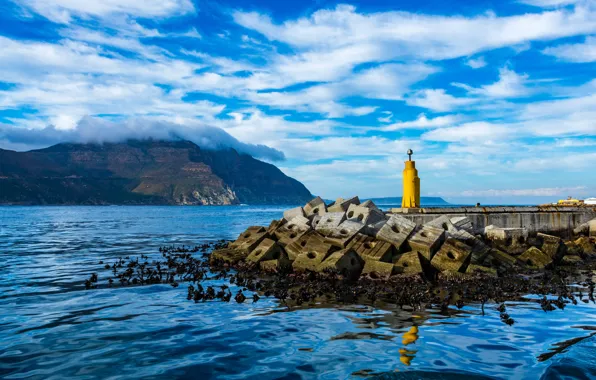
left=407, top=149, right=413, bottom=161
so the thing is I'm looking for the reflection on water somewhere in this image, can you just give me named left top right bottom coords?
left=1, top=206, right=596, bottom=379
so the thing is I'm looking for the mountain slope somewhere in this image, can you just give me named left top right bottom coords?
left=0, top=140, right=313, bottom=205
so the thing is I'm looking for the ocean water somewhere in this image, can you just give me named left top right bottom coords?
left=1, top=206, right=595, bottom=380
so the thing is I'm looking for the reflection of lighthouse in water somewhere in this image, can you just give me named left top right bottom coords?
left=399, top=325, right=419, bottom=366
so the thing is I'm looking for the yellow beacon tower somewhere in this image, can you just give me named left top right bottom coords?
left=401, top=149, right=420, bottom=208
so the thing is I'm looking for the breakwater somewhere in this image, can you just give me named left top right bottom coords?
left=211, top=197, right=596, bottom=281
left=390, top=206, right=596, bottom=237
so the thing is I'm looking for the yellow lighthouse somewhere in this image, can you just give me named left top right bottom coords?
left=402, top=149, right=420, bottom=208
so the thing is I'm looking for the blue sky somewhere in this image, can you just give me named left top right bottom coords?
left=0, top=0, right=595, bottom=204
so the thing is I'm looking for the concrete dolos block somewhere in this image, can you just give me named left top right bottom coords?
left=304, top=196, right=327, bottom=218
left=518, top=247, right=552, bottom=269
left=362, top=260, right=395, bottom=279
left=325, top=220, right=364, bottom=247
left=317, top=248, right=363, bottom=278
left=327, top=196, right=360, bottom=213
left=360, top=200, right=381, bottom=212
left=537, top=233, right=567, bottom=262
left=315, top=212, right=347, bottom=236
left=430, top=238, right=472, bottom=273
left=376, top=214, right=417, bottom=251
left=362, top=219, right=388, bottom=238
left=293, top=250, right=329, bottom=272
left=588, top=219, right=596, bottom=237
left=393, top=251, right=424, bottom=275
left=246, top=238, right=284, bottom=264
left=485, top=226, right=528, bottom=248
left=407, top=225, right=445, bottom=260
left=425, top=215, right=457, bottom=232
left=481, top=248, right=517, bottom=270
left=228, top=226, right=269, bottom=254
left=274, top=215, right=310, bottom=247
left=451, top=216, right=474, bottom=233
left=346, top=204, right=386, bottom=226
left=210, top=248, right=246, bottom=264
left=283, top=206, right=305, bottom=221
left=347, top=233, right=394, bottom=262
left=285, top=231, right=334, bottom=261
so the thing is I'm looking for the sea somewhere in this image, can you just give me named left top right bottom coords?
left=1, top=206, right=595, bottom=379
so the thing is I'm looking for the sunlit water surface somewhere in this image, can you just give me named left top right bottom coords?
left=1, top=206, right=595, bottom=379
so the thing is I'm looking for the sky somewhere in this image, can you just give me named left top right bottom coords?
left=0, top=0, right=595, bottom=204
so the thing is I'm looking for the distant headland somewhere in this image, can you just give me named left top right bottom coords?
left=0, top=139, right=313, bottom=205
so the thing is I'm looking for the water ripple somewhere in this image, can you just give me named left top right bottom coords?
left=1, top=206, right=596, bottom=379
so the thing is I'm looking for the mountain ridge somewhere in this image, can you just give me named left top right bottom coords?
left=0, top=139, right=313, bottom=205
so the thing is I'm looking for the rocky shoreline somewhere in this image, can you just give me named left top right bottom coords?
left=210, top=196, right=596, bottom=281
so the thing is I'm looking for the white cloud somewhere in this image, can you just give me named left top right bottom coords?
left=382, top=114, right=461, bottom=131
left=518, top=0, right=582, bottom=7
left=453, top=67, right=532, bottom=98
left=513, top=152, right=596, bottom=171
left=406, top=89, right=476, bottom=111
left=421, top=122, right=512, bottom=142
left=459, top=186, right=588, bottom=197
left=233, top=4, right=596, bottom=60
left=465, top=56, right=487, bottom=69
left=16, top=0, right=195, bottom=23
left=543, top=36, right=596, bottom=62
left=276, top=136, right=422, bottom=161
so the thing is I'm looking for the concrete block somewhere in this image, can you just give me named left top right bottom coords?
left=283, top=206, right=305, bottom=221
left=362, top=260, right=395, bottom=279
left=573, top=222, right=589, bottom=236
left=481, top=249, right=517, bottom=270
left=425, top=215, right=457, bottom=232
left=267, top=219, right=284, bottom=235
left=590, top=219, right=596, bottom=237
left=361, top=199, right=381, bottom=212
left=210, top=248, right=246, bottom=264
left=376, top=214, right=417, bottom=251
left=561, top=255, right=583, bottom=265
left=448, top=229, right=491, bottom=265
left=537, top=233, right=567, bottom=262
left=315, top=212, right=347, bottom=236
left=310, top=214, right=322, bottom=229
left=284, top=231, right=334, bottom=261
left=574, top=236, right=595, bottom=259
left=466, top=264, right=497, bottom=277
left=325, top=220, right=365, bottom=247
left=451, top=216, right=473, bottom=232
left=317, top=248, right=363, bottom=278
left=246, top=238, right=284, bottom=264
left=303, top=196, right=327, bottom=217
left=407, top=225, right=445, bottom=260
left=274, top=216, right=310, bottom=247
left=518, top=247, right=552, bottom=269
left=292, top=250, right=329, bottom=272
left=328, top=196, right=360, bottom=213
left=229, top=226, right=269, bottom=254
left=485, top=226, right=528, bottom=248
left=362, top=220, right=387, bottom=238
left=260, top=255, right=292, bottom=273
left=393, top=251, right=424, bottom=275
left=430, top=238, right=472, bottom=273
left=346, top=233, right=394, bottom=263
left=346, top=204, right=386, bottom=225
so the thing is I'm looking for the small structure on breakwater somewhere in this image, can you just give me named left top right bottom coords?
left=211, top=151, right=596, bottom=280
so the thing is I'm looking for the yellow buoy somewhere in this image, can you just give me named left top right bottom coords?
left=402, top=149, right=420, bottom=208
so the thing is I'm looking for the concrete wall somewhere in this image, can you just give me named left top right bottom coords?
left=388, top=206, right=596, bottom=237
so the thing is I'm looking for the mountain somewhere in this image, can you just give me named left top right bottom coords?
left=0, top=140, right=313, bottom=205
